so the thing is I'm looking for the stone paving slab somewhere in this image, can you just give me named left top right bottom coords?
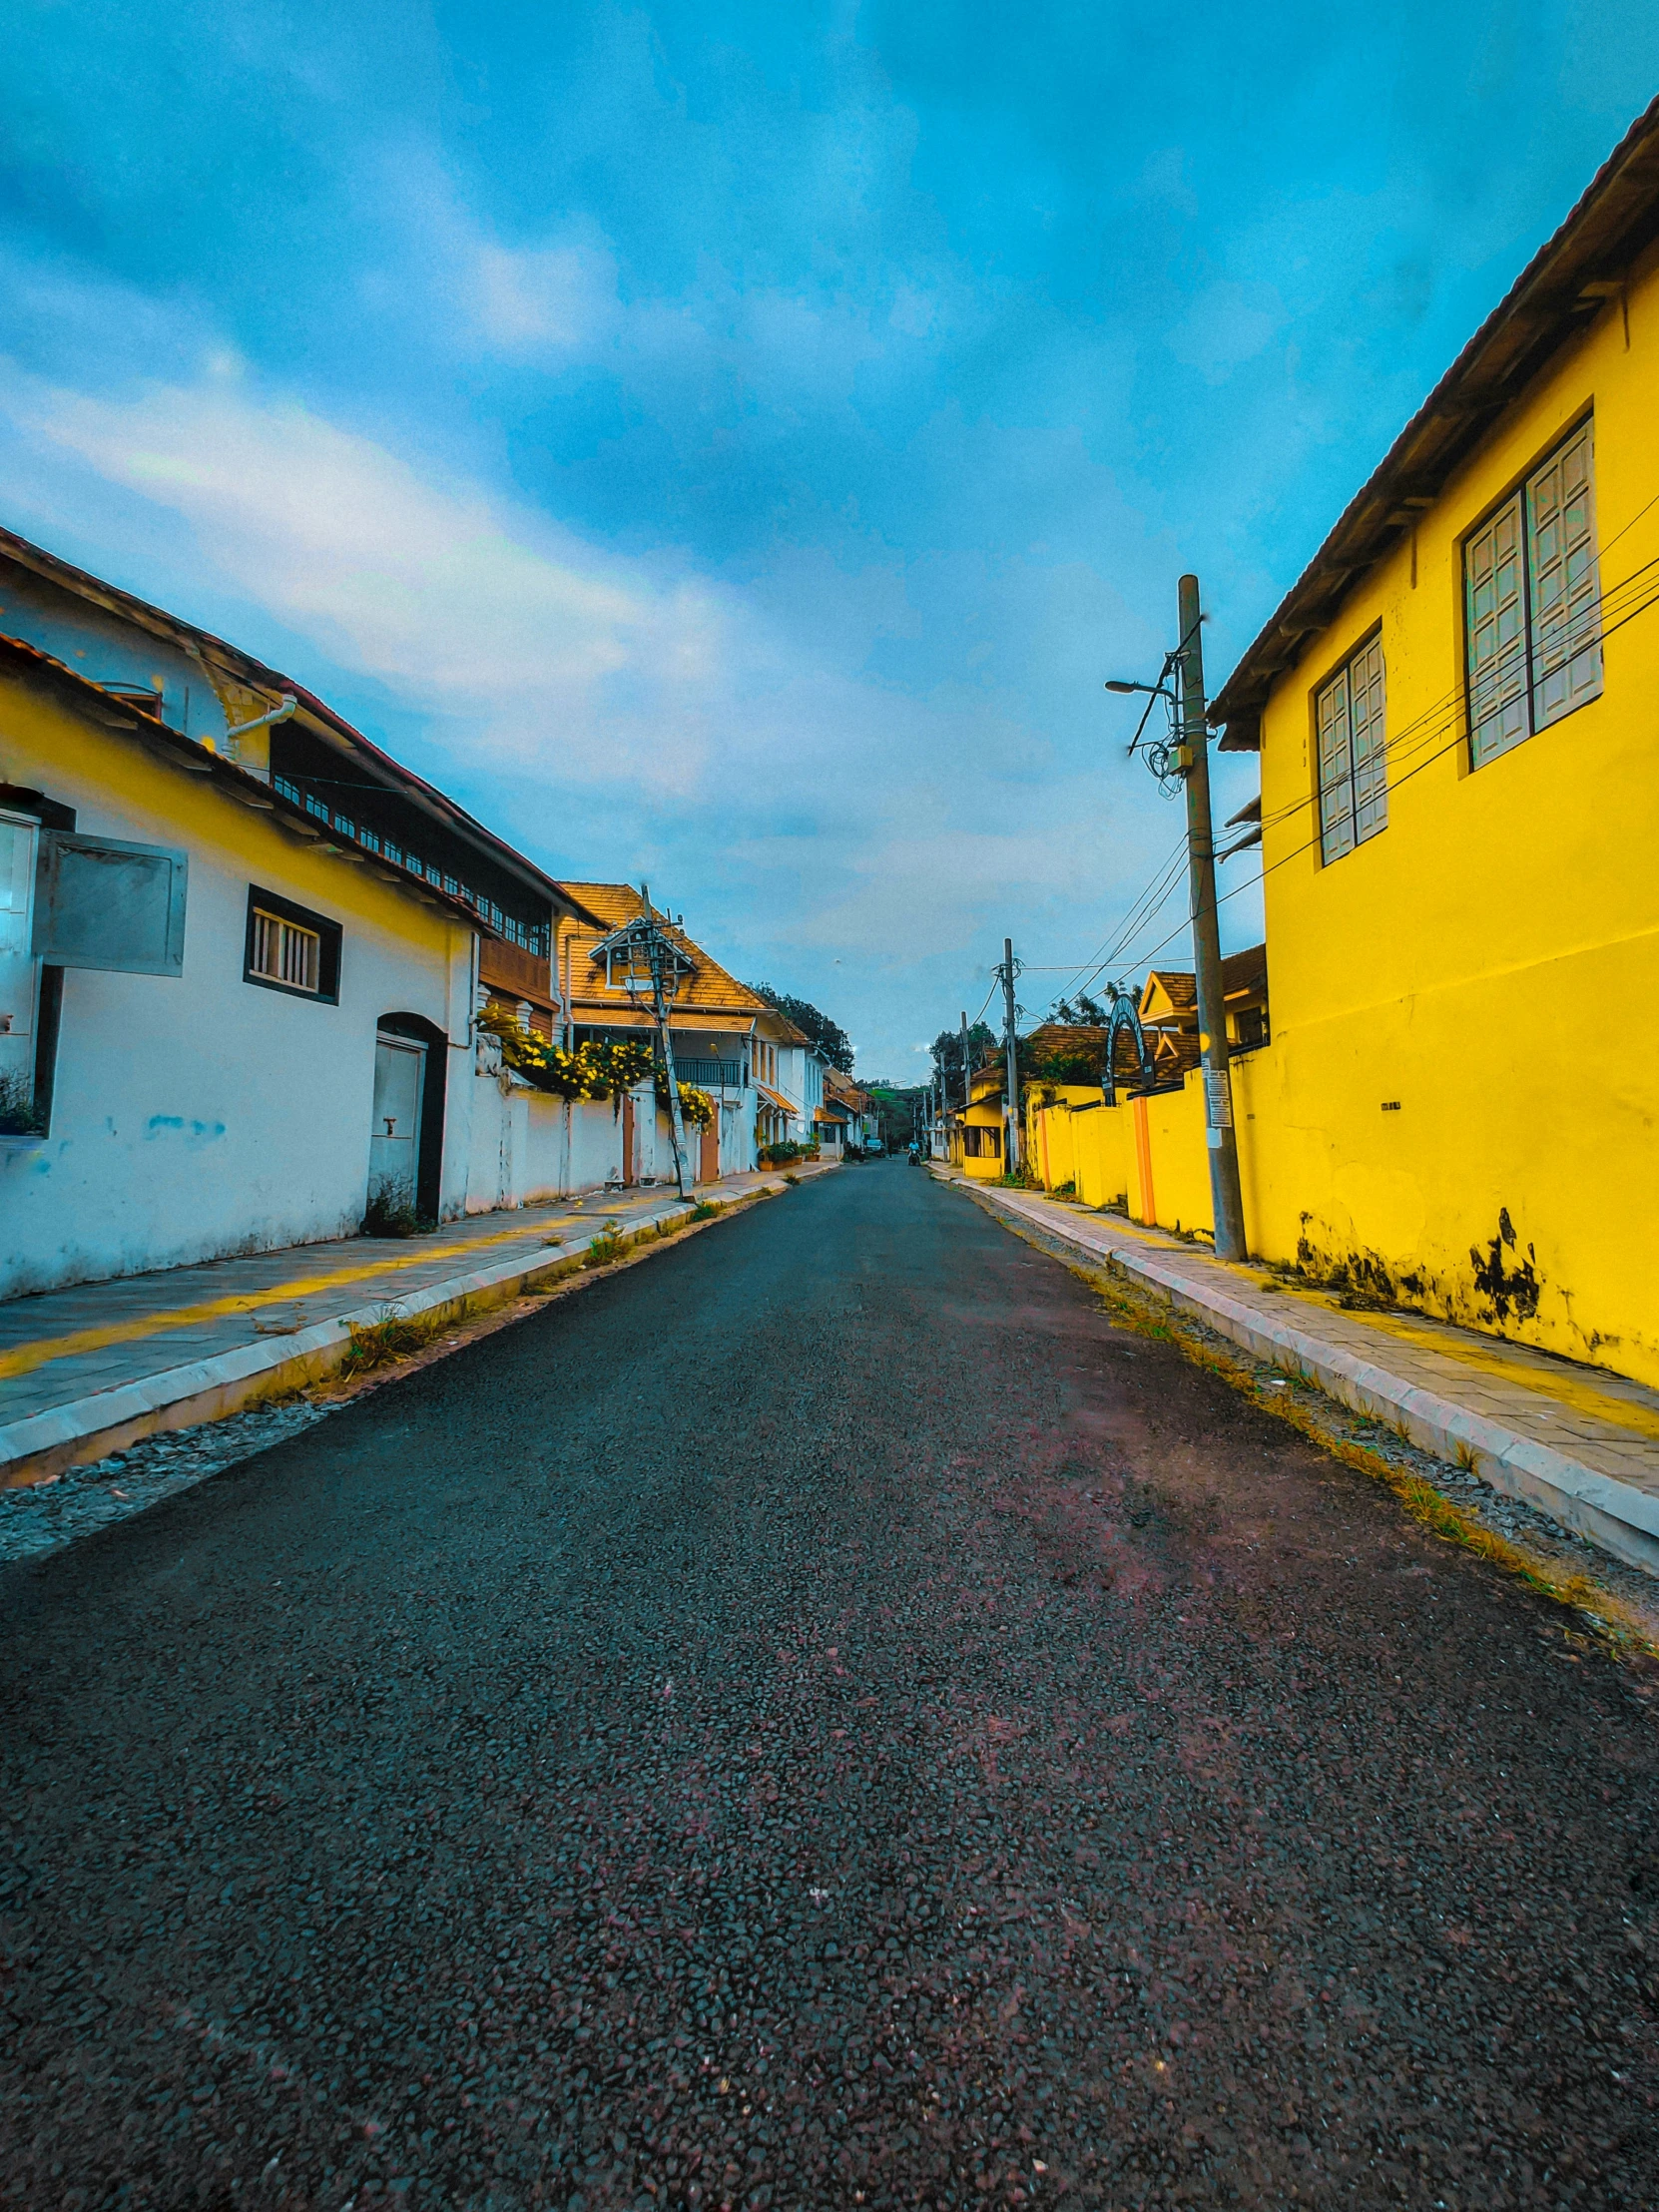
left=0, top=1167, right=830, bottom=1486
left=944, top=1171, right=1659, bottom=1576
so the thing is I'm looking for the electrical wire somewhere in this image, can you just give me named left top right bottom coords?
left=1127, top=565, right=1659, bottom=973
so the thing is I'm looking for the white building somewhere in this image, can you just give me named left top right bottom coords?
left=0, top=527, right=622, bottom=1302
left=552, top=882, right=818, bottom=1181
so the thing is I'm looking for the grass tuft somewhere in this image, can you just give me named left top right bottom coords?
left=692, top=1199, right=723, bottom=1221
left=340, top=1303, right=449, bottom=1377
left=584, top=1221, right=629, bottom=1269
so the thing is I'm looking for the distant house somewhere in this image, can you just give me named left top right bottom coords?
left=0, top=527, right=606, bottom=1300
left=818, top=1068, right=875, bottom=1153
left=947, top=1059, right=1008, bottom=1179
left=1139, top=945, right=1271, bottom=1064
left=551, top=884, right=825, bottom=1181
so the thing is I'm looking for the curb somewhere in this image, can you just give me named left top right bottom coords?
left=0, top=1187, right=771, bottom=1490
left=958, top=1180, right=1659, bottom=1577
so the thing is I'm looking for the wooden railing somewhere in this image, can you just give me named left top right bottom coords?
left=480, top=937, right=553, bottom=1004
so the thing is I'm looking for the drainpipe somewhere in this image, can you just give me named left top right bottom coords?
left=225, top=694, right=298, bottom=742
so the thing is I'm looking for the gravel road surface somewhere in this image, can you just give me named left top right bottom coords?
left=3, top=1164, right=1656, bottom=2210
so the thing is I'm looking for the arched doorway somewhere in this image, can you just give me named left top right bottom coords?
left=370, top=1011, right=447, bottom=1225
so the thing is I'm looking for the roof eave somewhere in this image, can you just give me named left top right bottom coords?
left=0, top=634, right=500, bottom=938
left=1210, top=95, right=1659, bottom=747
left=0, top=523, right=581, bottom=919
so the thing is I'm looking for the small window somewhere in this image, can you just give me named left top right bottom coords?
left=251, top=908, right=320, bottom=992
left=244, top=886, right=341, bottom=1004
left=1466, top=419, right=1602, bottom=766
left=1315, top=632, right=1387, bottom=865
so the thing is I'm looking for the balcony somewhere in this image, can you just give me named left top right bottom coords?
left=673, top=1057, right=744, bottom=1090
left=480, top=937, right=554, bottom=1004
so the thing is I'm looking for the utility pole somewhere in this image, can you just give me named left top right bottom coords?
left=958, top=1007, right=971, bottom=1157
left=637, top=882, right=691, bottom=1199
left=1176, top=576, right=1248, bottom=1260
left=998, top=939, right=1022, bottom=1176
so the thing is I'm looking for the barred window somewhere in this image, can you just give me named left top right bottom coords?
left=244, top=887, right=341, bottom=1004
left=1315, top=632, right=1387, bottom=865
left=1466, top=420, right=1601, bottom=767
left=250, top=907, right=321, bottom=993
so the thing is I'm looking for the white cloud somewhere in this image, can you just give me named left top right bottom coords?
left=13, top=373, right=739, bottom=793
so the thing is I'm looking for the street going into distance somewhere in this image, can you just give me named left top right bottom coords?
left=3, top=1164, right=1654, bottom=2211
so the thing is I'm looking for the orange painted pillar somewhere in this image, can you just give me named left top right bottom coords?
left=1132, top=1096, right=1156, bottom=1226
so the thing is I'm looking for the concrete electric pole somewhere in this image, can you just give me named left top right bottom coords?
left=999, top=937, right=1021, bottom=1178
left=1175, top=576, right=1248, bottom=1261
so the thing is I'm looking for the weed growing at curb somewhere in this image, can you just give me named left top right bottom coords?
left=692, top=1199, right=723, bottom=1221
left=584, top=1221, right=629, bottom=1269
left=341, top=1304, right=452, bottom=1377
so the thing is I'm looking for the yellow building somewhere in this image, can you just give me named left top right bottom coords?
left=1209, top=99, right=1659, bottom=1385
left=953, top=1062, right=1008, bottom=1180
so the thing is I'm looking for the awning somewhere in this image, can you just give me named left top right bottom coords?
left=757, top=1083, right=795, bottom=1114
left=816, top=1103, right=850, bottom=1124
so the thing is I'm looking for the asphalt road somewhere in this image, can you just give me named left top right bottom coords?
left=3, top=1165, right=1656, bottom=2211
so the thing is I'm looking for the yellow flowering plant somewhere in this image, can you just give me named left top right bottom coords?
left=477, top=1010, right=654, bottom=1101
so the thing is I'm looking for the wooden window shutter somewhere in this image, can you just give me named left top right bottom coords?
left=1527, top=421, right=1602, bottom=730
left=1348, top=634, right=1387, bottom=842
left=1316, top=664, right=1356, bottom=863
left=1465, top=492, right=1528, bottom=765
left=32, top=832, right=188, bottom=976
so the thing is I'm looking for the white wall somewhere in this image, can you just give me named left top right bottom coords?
left=0, top=708, right=474, bottom=1300
left=462, top=1054, right=623, bottom=1211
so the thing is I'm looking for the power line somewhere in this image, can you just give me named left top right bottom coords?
left=1128, top=569, right=1659, bottom=972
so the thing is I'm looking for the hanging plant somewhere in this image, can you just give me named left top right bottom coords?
left=478, top=1011, right=654, bottom=1100
left=657, top=1068, right=716, bottom=1130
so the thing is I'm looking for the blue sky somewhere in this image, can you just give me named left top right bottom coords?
left=2, top=3, right=1655, bottom=1074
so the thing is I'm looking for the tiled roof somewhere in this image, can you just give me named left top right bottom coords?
left=1212, top=97, right=1659, bottom=748
left=1142, top=969, right=1199, bottom=1019
left=1140, top=945, right=1268, bottom=1025
left=552, top=883, right=807, bottom=1038
left=1221, top=943, right=1268, bottom=1002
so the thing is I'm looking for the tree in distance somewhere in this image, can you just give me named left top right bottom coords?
left=746, top=982, right=854, bottom=1074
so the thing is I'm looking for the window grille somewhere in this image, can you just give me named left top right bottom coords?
left=1466, top=420, right=1601, bottom=767
left=1315, top=633, right=1387, bottom=865
left=250, top=907, right=321, bottom=993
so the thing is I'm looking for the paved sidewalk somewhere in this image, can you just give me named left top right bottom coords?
left=942, top=1169, right=1659, bottom=1575
left=0, top=1167, right=828, bottom=1487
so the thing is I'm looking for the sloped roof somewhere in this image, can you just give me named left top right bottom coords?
left=0, top=525, right=588, bottom=921
left=1139, top=947, right=1268, bottom=1026
left=553, top=882, right=808, bottom=1037
left=1211, top=97, right=1659, bottom=749
left=1221, top=943, right=1269, bottom=1002
left=1141, top=969, right=1199, bottom=1023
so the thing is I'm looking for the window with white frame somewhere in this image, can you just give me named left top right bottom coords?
left=251, top=907, right=321, bottom=993
left=244, top=886, right=341, bottom=1004
left=1465, top=419, right=1602, bottom=767
left=1315, top=632, right=1387, bottom=865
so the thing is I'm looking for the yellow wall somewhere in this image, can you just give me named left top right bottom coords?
left=1244, top=236, right=1659, bottom=1383
left=960, top=1069, right=1007, bottom=1181
left=1028, top=1094, right=1134, bottom=1215
left=1134, top=1078, right=1214, bottom=1239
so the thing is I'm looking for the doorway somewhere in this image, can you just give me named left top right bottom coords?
left=620, top=1092, right=637, bottom=1186
left=369, top=1033, right=425, bottom=1215
left=700, top=1117, right=720, bottom=1185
